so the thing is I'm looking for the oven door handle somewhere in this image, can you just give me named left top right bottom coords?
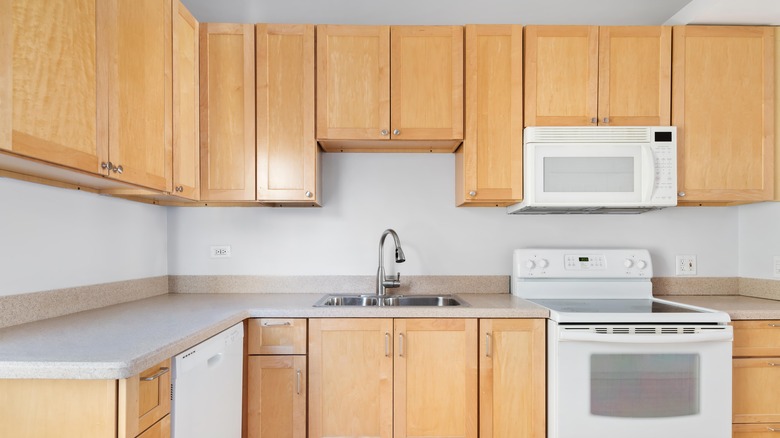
left=559, top=330, right=733, bottom=344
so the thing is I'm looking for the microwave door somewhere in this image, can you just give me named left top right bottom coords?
left=533, top=144, right=644, bottom=205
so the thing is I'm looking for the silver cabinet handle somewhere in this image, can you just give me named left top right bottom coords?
left=385, top=332, right=391, bottom=357
left=485, top=333, right=492, bottom=358
left=769, top=363, right=780, bottom=367
left=296, top=370, right=302, bottom=394
left=678, top=192, right=686, bottom=197
left=141, top=367, right=170, bottom=381
left=590, top=117, right=597, bottom=124
left=767, top=426, right=780, bottom=432
left=262, top=321, right=291, bottom=327
left=380, top=129, right=388, bottom=136
left=305, top=191, right=313, bottom=198
left=469, top=191, right=477, bottom=197
left=393, top=129, right=400, bottom=136
left=769, top=324, right=780, bottom=327
left=399, top=333, right=404, bottom=357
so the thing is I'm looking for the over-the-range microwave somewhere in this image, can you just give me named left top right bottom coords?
left=507, top=126, right=677, bottom=214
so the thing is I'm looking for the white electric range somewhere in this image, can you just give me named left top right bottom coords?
left=512, top=248, right=732, bottom=438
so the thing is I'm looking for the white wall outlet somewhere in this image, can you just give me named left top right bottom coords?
left=675, top=255, right=697, bottom=276
left=210, top=245, right=231, bottom=258
left=774, top=256, right=780, bottom=277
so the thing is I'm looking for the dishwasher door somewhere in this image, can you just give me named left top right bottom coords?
left=172, top=322, right=244, bottom=438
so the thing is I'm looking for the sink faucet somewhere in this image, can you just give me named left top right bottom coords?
left=376, top=229, right=406, bottom=297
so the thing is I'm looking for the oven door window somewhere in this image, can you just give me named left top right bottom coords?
left=591, top=354, right=700, bottom=418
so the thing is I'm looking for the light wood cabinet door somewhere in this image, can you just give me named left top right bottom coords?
left=309, top=318, right=393, bottom=438
left=390, top=26, right=463, bottom=140
left=673, top=26, right=775, bottom=204
left=119, top=359, right=172, bottom=438
left=247, top=318, right=307, bottom=355
left=1, top=0, right=107, bottom=173
left=256, top=24, right=318, bottom=205
left=479, top=319, right=545, bottom=438
left=106, top=0, right=172, bottom=191
left=525, top=26, right=599, bottom=126
left=137, top=415, right=171, bottom=438
left=394, top=318, right=478, bottom=438
left=199, top=23, right=256, bottom=201
left=247, top=356, right=306, bottom=438
left=316, top=25, right=390, bottom=141
left=733, top=423, right=780, bottom=437
left=172, top=0, right=199, bottom=200
left=733, top=320, right=780, bottom=357
left=598, top=26, right=671, bottom=126
left=457, top=24, right=523, bottom=206
left=733, top=358, right=780, bottom=424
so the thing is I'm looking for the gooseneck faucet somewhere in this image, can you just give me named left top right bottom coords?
left=376, top=229, right=406, bottom=297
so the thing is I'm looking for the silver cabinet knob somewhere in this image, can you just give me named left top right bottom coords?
left=175, top=186, right=183, bottom=192
left=115, top=165, right=123, bottom=174
left=468, top=191, right=477, bottom=197
left=305, top=191, right=313, bottom=198
left=678, top=192, right=686, bottom=197
left=602, top=117, right=609, bottom=124
left=393, top=129, right=400, bottom=136
left=380, top=129, right=388, bottom=136
left=101, top=162, right=110, bottom=170
left=591, top=118, right=597, bottom=124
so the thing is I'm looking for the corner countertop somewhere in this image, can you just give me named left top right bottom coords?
left=0, top=293, right=547, bottom=380
left=664, top=295, right=780, bottom=320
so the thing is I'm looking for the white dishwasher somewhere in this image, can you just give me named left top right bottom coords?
left=172, top=322, right=244, bottom=438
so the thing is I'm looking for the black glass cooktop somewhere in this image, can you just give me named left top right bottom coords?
left=529, top=299, right=704, bottom=314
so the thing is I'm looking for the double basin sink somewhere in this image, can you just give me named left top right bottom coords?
left=314, top=294, right=467, bottom=307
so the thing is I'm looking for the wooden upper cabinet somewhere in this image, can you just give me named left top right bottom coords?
left=673, top=26, right=775, bottom=204
left=1, top=0, right=107, bottom=173
left=525, top=25, right=671, bottom=127
left=525, top=25, right=599, bottom=126
left=316, top=25, right=390, bottom=141
left=390, top=26, right=463, bottom=141
left=172, top=0, right=200, bottom=200
left=457, top=24, right=523, bottom=206
left=106, top=0, right=172, bottom=191
left=199, top=23, right=256, bottom=201
left=317, top=25, right=463, bottom=151
left=394, top=319, right=478, bottom=438
left=256, top=24, right=319, bottom=205
left=598, top=26, right=671, bottom=126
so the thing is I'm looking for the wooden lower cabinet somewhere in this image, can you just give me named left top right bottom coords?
left=247, top=356, right=306, bottom=438
left=733, top=321, right=780, bottom=436
left=0, top=359, right=171, bottom=438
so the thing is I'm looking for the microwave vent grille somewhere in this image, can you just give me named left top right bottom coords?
left=526, top=127, right=652, bottom=143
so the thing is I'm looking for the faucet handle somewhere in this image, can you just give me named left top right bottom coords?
left=382, top=272, right=401, bottom=289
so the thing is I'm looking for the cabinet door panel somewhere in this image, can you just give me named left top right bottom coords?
left=199, top=23, right=256, bottom=201
left=391, top=26, right=463, bottom=140
left=479, top=319, right=545, bottom=438
left=394, top=319, right=477, bottom=438
left=309, top=319, right=393, bottom=438
left=257, top=24, right=317, bottom=204
left=172, top=0, right=199, bottom=200
left=673, top=26, right=775, bottom=203
left=458, top=24, right=523, bottom=206
left=525, top=26, right=598, bottom=126
left=2, top=0, right=107, bottom=173
left=733, top=358, right=780, bottom=423
left=247, top=356, right=306, bottom=438
left=137, top=415, right=171, bottom=438
left=733, top=320, right=780, bottom=357
left=599, top=26, right=671, bottom=126
left=316, top=25, right=390, bottom=140
left=107, top=0, right=172, bottom=191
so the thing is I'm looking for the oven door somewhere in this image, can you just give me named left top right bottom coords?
left=549, top=322, right=733, bottom=438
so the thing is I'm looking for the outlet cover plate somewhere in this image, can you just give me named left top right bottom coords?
left=210, top=245, right=231, bottom=258
left=676, top=255, right=697, bottom=276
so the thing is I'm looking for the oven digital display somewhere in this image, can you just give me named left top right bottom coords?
left=579, top=257, right=589, bottom=262
left=565, top=254, right=606, bottom=270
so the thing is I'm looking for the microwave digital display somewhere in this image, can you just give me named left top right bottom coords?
left=655, top=131, right=673, bottom=142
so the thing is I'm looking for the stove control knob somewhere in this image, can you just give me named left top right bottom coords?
left=538, top=259, right=549, bottom=268
left=624, top=259, right=634, bottom=268
left=525, top=260, right=536, bottom=269
left=636, top=260, right=648, bottom=270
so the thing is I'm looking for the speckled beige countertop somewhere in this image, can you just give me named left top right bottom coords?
left=666, top=295, right=780, bottom=320
left=0, top=293, right=546, bottom=380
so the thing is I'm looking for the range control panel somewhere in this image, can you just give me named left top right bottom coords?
left=514, top=248, right=652, bottom=279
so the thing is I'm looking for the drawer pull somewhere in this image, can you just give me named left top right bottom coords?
left=486, top=333, right=492, bottom=358
left=262, top=321, right=291, bottom=327
left=768, top=427, right=780, bottom=432
left=770, top=363, right=780, bottom=367
left=768, top=324, right=780, bottom=327
left=141, top=367, right=170, bottom=381
left=296, top=370, right=302, bottom=395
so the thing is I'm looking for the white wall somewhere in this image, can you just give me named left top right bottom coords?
left=168, top=153, right=739, bottom=278
left=0, top=178, right=168, bottom=296
left=739, top=202, right=780, bottom=279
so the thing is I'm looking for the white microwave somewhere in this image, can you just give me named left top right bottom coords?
left=507, top=126, right=677, bottom=214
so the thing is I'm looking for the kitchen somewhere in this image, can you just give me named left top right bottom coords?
left=1, top=0, right=780, bottom=437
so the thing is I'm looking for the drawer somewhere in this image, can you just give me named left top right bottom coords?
left=733, top=321, right=780, bottom=357
left=138, top=414, right=171, bottom=438
left=733, top=423, right=780, bottom=437
left=733, top=358, right=780, bottom=423
left=248, top=318, right=307, bottom=355
left=120, top=359, right=172, bottom=437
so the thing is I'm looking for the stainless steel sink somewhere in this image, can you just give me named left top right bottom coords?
left=314, top=294, right=467, bottom=307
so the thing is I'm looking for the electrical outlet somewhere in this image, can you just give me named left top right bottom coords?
left=774, top=256, right=780, bottom=277
left=675, top=255, right=697, bottom=276
left=210, top=245, right=231, bottom=258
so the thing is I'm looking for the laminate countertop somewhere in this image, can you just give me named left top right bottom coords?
left=0, top=293, right=546, bottom=380
left=665, top=295, right=780, bottom=320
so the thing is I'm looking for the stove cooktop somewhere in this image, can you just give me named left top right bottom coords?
left=529, top=299, right=705, bottom=314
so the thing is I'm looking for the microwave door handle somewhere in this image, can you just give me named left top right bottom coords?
left=641, top=144, right=655, bottom=201
left=559, top=330, right=733, bottom=344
